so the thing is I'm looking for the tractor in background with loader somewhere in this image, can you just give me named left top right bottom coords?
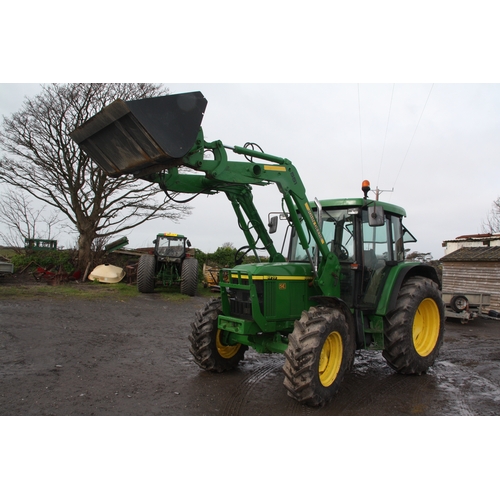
left=137, top=232, right=198, bottom=296
left=71, top=91, right=445, bottom=407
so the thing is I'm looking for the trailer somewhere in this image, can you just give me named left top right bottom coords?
left=442, top=291, right=491, bottom=323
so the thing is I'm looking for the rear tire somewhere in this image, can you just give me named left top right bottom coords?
left=383, top=277, right=444, bottom=374
left=180, top=258, right=198, bottom=296
left=137, top=254, right=156, bottom=293
left=189, top=297, right=248, bottom=372
left=283, top=306, right=355, bottom=407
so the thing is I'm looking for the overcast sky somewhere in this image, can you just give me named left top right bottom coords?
left=1, top=82, right=499, bottom=259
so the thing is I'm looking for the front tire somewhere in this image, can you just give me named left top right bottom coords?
left=283, top=306, right=355, bottom=407
left=383, top=277, right=444, bottom=374
left=180, top=258, right=198, bottom=296
left=189, top=297, right=248, bottom=372
left=137, top=254, right=156, bottom=293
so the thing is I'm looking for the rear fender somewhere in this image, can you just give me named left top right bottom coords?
left=376, top=263, right=441, bottom=316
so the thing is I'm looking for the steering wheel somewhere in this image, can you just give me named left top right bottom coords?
left=333, top=243, right=349, bottom=260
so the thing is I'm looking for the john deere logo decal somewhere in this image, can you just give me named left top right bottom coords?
left=279, top=283, right=286, bottom=290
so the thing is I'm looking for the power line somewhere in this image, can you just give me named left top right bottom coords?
left=377, top=83, right=395, bottom=187
left=358, top=84, right=364, bottom=180
left=392, top=83, right=434, bottom=189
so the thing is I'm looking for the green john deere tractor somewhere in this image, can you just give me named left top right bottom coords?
left=71, top=91, right=445, bottom=407
left=137, top=232, right=198, bottom=296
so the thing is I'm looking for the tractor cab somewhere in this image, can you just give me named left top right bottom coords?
left=154, top=233, right=191, bottom=263
left=287, top=198, right=416, bottom=310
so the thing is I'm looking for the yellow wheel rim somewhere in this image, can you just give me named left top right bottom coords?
left=216, top=329, right=241, bottom=359
left=413, top=298, right=440, bottom=356
left=318, top=331, right=343, bottom=387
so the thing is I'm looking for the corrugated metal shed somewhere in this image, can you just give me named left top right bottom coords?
left=440, top=247, right=500, bottom=312
left=440, top=246, right=500, bottom=262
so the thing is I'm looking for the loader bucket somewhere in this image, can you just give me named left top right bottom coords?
left=70, top=91, right=207, bottom=177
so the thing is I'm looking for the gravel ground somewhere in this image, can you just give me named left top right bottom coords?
left=1, top=282, right=499, bottom=416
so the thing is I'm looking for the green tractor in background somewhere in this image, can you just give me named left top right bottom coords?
left=71, top=91, right=445, bottom=407
left=137, top=232, right=198, bottom=296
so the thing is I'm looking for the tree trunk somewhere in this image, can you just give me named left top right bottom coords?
left=78, top=231, right=95, bottom=273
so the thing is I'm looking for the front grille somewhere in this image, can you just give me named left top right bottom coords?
left=227, top=281, right=264, bottom=320
left=229, top=289, right=252, bottom=318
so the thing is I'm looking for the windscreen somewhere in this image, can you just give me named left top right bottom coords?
left=288, top=209, right=356, bottom=262
left=157, top=237, right=185, bottom=258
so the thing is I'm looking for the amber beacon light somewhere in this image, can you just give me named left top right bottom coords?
left=362, top=180, right=371, bottom=198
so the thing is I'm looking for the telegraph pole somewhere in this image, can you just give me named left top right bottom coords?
left=374, top=186, right=394, bottom=200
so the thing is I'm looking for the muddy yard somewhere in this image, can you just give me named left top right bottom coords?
left=1, top=282, right=499, bottom=416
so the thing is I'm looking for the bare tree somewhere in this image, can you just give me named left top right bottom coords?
left=0, top=83, right=191, bottom=269
left=406, top=251, right=433, bottom=262
left=0, top=189, right=61, bottom=251
left=482, top=196, right=500, bottom=233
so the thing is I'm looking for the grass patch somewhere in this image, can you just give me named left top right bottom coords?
left=0, top=279, right=215, bottom=301
left=0, top=248, right=17, bottom=259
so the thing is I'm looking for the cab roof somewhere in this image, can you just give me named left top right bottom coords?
left=313, top=198, right=406, bottom=217
left=156, top=232, right=186, bottom=239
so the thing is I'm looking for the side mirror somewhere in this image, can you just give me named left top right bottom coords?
left=268, top=215, right=278, bottom=234
left=186, top=239, right=192, bottom=247
left=368, top=205, right=385, bottom=227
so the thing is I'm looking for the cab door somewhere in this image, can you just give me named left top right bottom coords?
left=359, top=210, right=404, bottom=307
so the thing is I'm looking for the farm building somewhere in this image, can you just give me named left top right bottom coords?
left=442, top=233, right=500, bottom=255
left=440, top=234, right=500, bottom=312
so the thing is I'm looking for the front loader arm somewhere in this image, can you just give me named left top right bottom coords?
left=148, top=135, right=341, bottom=296
left=152, top=165, right=285, bottom=263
